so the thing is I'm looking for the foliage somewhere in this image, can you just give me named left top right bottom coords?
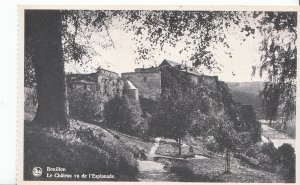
left=68, top=88, right=102, bottom=123
left=240, top=106, right=261, bottom=143
left=24, top=55, right=36, bottom=87
left=24, top=122, right=139, bottom=181
left=277, top=143, right=295, bottom=183
left=159, top=88, right=198, bottom=140
left=75, top=127, right=104, bottom=147
left=214, top=118, right=237, bottom=152
left=125, top=11, right=243, bottom=69
left=104, top=95, right=148, bottom=138
left=25, top=10, right=297, bottom=130
left=244, top=142, right=295, bottom=182
left=51, top=10, right=252, bottom=73
left=24, top=87, right=37, bottom=106
left=189, top=113, right=218, bottom=144
left=260, top=142, right=279, bottom=164
left=218, top=81, right=261, bottom=143
left=251, top=12, right=297, bottom=122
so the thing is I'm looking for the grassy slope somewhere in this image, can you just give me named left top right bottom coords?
left=184, top=157, right=284, bottom=182
left=24, top=102, right=284, bottom=182
left=155, top=138, right=285, bottom=183
left=24, top=104, right=153, bottom=181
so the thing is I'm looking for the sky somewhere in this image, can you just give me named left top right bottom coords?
left=65, top=11, right=268, bottom=82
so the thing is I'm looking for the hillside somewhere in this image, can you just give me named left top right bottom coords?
left=25, top=100, right=289, bottom=182
left=24, top=101, right=153, bottom=181
left=226, top=82, right=264, bottom=118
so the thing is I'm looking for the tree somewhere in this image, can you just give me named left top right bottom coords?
left=68, top=88, right=102, bottom=123
left=104, top=95, right=148, bottom=138
left=214, top=118, right=237, bottom=174
left=251, top=12, right=297, bottom=124
left=25, top=10, right=115, bottom=128
left=26, top=10, right=290, bottom=129
left=25, top=10, right=69, bottom=128
left=126, top=11, right=242, bottom=69
left=189, top=112, right=218, bottom=153
left=159, top=88, right=197, bottom=155
left=277, top=144, right=295, bottom=183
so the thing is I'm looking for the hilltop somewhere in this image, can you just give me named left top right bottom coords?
left=226, top=81, right=264, bottom=118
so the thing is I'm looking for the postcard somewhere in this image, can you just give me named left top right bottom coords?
left=18, top=5, right=299, bottom=184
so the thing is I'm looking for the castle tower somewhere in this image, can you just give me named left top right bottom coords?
left=124, top=80, right=139, bottom=101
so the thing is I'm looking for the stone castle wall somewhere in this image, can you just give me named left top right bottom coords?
left=96, top=70, right=123, bottom=98
left=121, top=71, right=161, bottom=101
left=67, top=69, right=124, bottom=118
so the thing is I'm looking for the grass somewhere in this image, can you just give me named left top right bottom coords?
left=187, top=157, right=284, bottom=182
left=24, top=97, right=287, bottom=182
left=107, top=128, right=153, bottom=154
left=24, top=101, right=153, bottom=181
left=156, top=142, right=285, bottom=183
left=155, top=136, right=207, bottom=157
left=24, top=120, right=140, bottom=181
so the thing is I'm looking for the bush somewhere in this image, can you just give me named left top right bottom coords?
left=104, top=95, right=148, bottom=138
left=68, top=88, right=102, bottom=123
left=256, top=153, right=271, bottom=165
left=260, top=142, right=278, bottom=164
left=277, top=144, right=295, bottom=183
left=24, top=124, right=138, bottom=181
left=75, top=127, right=104, bottom=147
left=245, top=148, right=256, bottom=158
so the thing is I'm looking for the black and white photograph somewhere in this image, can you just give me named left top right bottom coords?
left=21, top=6, right=297, bottom=183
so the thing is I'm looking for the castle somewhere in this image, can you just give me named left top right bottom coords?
left=66, top=59, right=261, bottom=142
left=121, top=59, right=219, bottom=101
left=67, top=59, right=218, bottom=116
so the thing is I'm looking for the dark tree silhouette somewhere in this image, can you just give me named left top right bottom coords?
left=25, top=10, right=69, bottom=128
left=251, top=12, right=297, bottom=124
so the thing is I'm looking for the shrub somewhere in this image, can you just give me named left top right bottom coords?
left=277, top=144, right=295, bottom=183
left=68, top=88, right=102, bottom=123
left=256, top=153, right=271, bottom=165
left=245, top=148, right=256, bottom=158
left=75, top=127, right=104, bottom=147
left=261, top=142, right=278, bottom=163
left=24, top=124, right=138, bottom=181
left=104, top=95, right=148, bottom=138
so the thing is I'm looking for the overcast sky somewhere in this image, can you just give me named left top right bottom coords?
left=65, top=11, right=268, bottom=82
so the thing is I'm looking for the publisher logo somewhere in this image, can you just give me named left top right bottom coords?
left=32, top=167, right=42, bottom=177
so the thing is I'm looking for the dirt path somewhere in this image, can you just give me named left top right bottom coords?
left=149, top=137, right=161, bottom=155
left=137, top=137, right=181, bottom=181
left=261, top=124, right=295, bottom=148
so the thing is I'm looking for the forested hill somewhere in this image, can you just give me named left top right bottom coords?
left=226, top=82, right=264, bottom=119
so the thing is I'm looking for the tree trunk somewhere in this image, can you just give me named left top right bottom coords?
left=25, top=10, right=69, bottom=128
left=224, top=149, right=231, bottom=174
left=202, top=138, right=206, bottom=155
left=178, top=138, right=182, bottom=155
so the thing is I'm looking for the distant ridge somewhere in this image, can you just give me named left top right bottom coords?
left=226, top=81, right=264, bottom=118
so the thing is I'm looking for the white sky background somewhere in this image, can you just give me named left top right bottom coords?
left=65, top=11, right=268, bottom=82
